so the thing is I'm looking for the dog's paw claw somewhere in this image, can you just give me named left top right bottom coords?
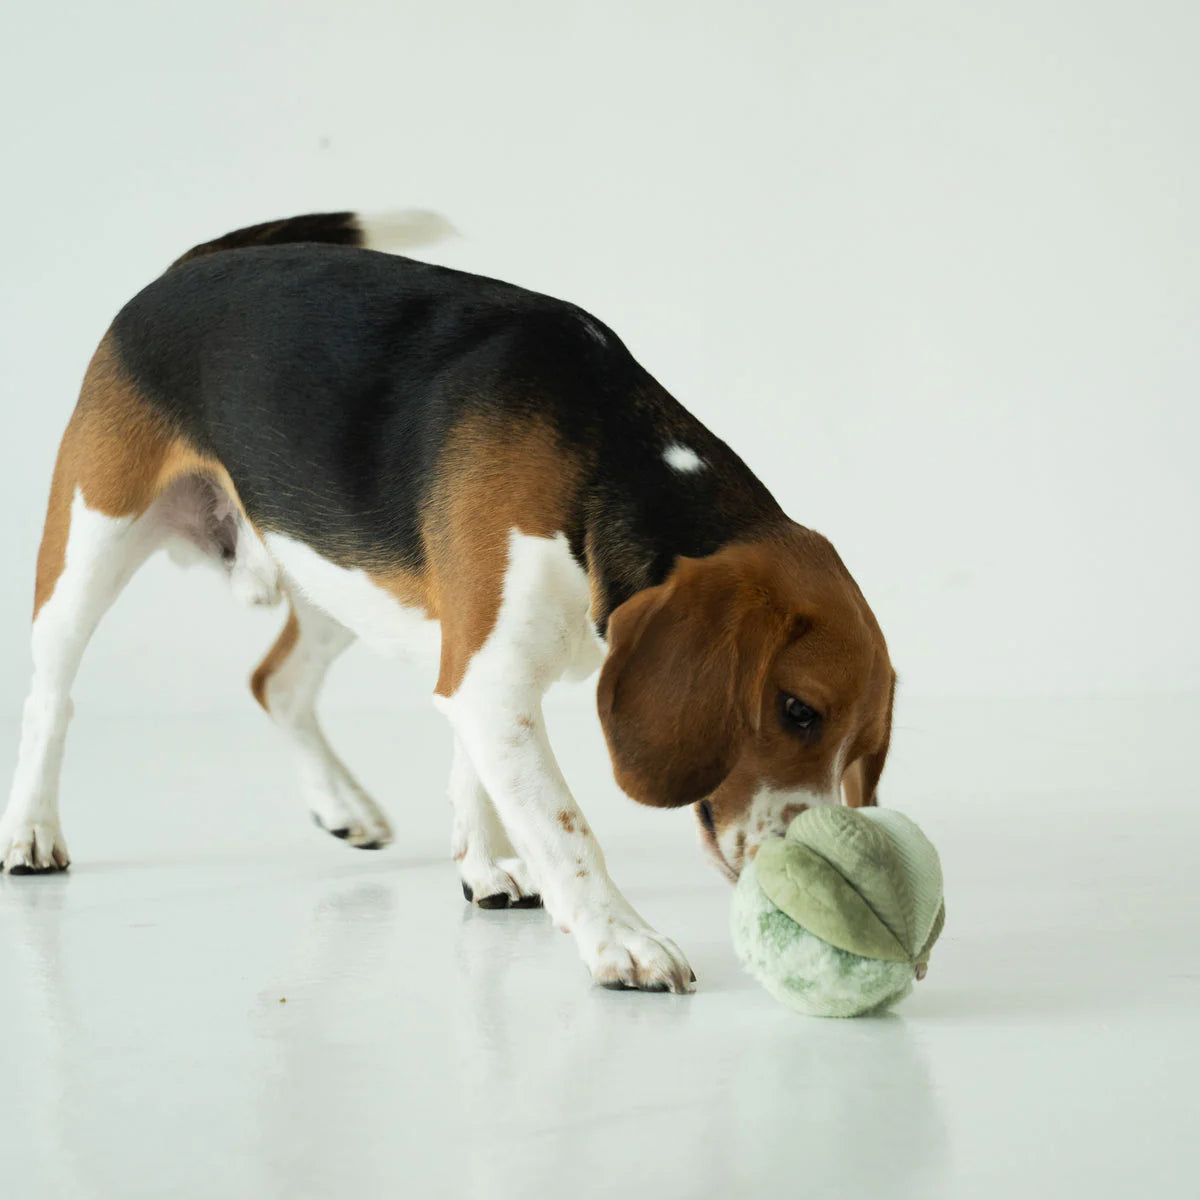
left=587, top=924, right=695, bottom=995
left=459, top=856, right=540, bottom=909
left=1, top=818, right=71, bottom=874
left=307, top=774, right=392, bottom=850
left=312, top=809, right=392, bottom=850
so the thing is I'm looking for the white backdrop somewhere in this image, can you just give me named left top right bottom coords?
left=2, top=0, right=1197, bottom=719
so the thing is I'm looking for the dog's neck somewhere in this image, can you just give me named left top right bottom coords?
left=579, top=385, right=785, bottom=633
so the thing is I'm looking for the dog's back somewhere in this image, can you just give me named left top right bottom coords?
left=109, top=239, right=643, bottom=571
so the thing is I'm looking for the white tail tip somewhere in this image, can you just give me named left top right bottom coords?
left=359, top=209, right=458, bottom=253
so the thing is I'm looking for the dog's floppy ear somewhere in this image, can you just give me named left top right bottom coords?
left=597, top=553, right=787, bottom=808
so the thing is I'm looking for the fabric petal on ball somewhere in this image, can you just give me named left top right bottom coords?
left=730, top=867, right=915, bottom=1018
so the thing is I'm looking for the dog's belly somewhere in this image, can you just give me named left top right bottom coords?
left=263, top=533, right=442, bottom=662
left=263, top=530, right=607, bottom=685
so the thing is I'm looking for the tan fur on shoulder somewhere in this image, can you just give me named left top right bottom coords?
left=427, top=413, right=585, bottom=697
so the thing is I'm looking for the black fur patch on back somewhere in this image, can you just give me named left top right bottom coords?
left=169, top=212, right=362, bottom=270
left=110, top=243, right=783, bottom=616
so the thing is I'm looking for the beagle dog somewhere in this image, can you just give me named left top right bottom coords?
left=0, top=212, right=894, bottom=993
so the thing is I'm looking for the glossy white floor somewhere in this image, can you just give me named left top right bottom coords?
left=1, top=694, right=1197, bottom=1199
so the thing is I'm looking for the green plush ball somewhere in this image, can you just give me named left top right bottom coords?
left=731, top=806, right=945, bottom=1018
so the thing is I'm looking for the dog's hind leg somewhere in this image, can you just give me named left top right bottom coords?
left=251, top=593, right=393, bottom=849
left=1, top=494, right=163, bottom=872
left=1, top=340, right=173, bottom=872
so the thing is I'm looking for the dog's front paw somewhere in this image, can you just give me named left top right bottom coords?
left=0, top=812, right=71, bottom=874
left=583, top=921, right=696, bottom=994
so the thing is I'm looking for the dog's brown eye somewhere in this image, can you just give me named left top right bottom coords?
left=779, top=693, right=821, bottom=735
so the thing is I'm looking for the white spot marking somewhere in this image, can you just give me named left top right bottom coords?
left=664, top=443, right=705, bottom=474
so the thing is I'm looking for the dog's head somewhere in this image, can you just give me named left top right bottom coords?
left=597, top=525, right=894, bottom=881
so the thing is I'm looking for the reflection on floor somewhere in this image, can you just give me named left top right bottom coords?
left=1, top=696, right=1197, bottom=1199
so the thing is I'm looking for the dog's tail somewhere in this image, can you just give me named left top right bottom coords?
left=169, top=208, right=456, bottom=269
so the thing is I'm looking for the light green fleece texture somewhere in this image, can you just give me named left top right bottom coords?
left=731, top=867, right=915, bottom=1018
left=731, top=806, right=945, bottom=1018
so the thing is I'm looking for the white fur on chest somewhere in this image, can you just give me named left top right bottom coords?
left=263, top=534, right=441, bottom=661
left=467, top=531, right=606, bottom=692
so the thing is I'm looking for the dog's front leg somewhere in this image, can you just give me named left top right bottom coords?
left=438, top=691, right=694, bottom=993
left=432, top=533, right=694, bottom=993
